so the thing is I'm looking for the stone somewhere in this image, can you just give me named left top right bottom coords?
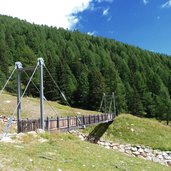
left=144, top=148, right=152, bottom=153
left=105, top=146, right=110, bottom=149
left=157, top=155, right=163, bottom=160
left=131, top=147, right=137, bottom=152
left=27, top=131, right=37, bottom=137
left=57, top=169, right=62, bottom=171
left=125, top=146, right=131, bottom=150
left=153, top=150, right=160, bottom=155
left=166, top=160, right=171, bottom=166
left=132, top=151, right=140, bottom=156
left=118, top=148, right=125, bottom=153
left=38, top=138, right=48, bottom=143
left=138, top=148, right=144, bottom=153
left=138, top=155, right=146, bottom=160
left=125, top=150, right=132, bottom=155
left=0, top=136, right=13, bottom=143
left=163, top=155, right=171, bottom=160
left=141, top=152, right=147, bottom=158
left=146, top=156, right=152, bottom=161
left=161, top=152, right=168, bottom=156
left=98, top=141, right=105, bottom=146
left=104, top=142, right=110, bottom=146
left=112, top=146, right=118, bottom=150
left=78, top=135, right=84, bottom=139
left=112, top=143, right=120, bottom=146
left=16, top=132, right=25, bottom=140
left=36, top=129, right=45, bottom=134
left=119, top=144, right=125, bottom=149
left=152, top=157, right=161, bottom=163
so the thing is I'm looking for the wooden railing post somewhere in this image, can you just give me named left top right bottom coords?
left=89, top=115, right=91, bottom=124
left=46, top=117, right=49, bottom=131
left=76, top=116, right=78, bottom=126
left=83, top=115, right=85, bottom=125
left=57, top=117, right=59, bottom=129
left=67, top=116, right=70, bottom=130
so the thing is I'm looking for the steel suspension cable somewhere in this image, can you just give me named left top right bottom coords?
left=0, top=68, right=16, bottom=96
left=2, top=64, right=39, bottom=137
left=44, top=64, right=71, bottom=107
left=23, top=71, right=59, bottom=117
left=44, top=65, right=83, bottom=125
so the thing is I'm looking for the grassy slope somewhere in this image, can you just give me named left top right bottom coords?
left=0, top=92, right=98, bottom=119
left=1, top=94, right=171, bottom=170
left=83, top=114, right=171, bottom=151
left=0, top=133, right=170, bottom=171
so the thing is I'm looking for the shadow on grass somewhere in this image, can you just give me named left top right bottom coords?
left=87, top=121, right=113, bottom=143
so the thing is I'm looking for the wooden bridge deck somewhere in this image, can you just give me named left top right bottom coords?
left=19, top=113, right=115, bottom=133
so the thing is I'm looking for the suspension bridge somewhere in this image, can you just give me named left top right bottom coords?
left=0, top=58, right=117, bottom=136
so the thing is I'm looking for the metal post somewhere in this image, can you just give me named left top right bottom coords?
left=38, top=58, right=44, bottom=130
left=104, top=93, right=107, bottom=113
left=112, top=92, right=116, bottom=118
left=15, top=62, right=22, bottom=133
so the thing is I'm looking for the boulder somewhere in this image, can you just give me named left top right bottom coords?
left=36, top=129, right=45, bottom=134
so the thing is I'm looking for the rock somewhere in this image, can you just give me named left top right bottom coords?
left=57, top=168, right=62, bottom=171
left=166, top=160, right=171, bottom=166
left=138, top=155, right=146, bottom=160
left=144, top=148, right=152, bottom=153
left=132, top=151, right=140, bottom=156
left=27, top=131, right=37, bottom=137
left=15, top=133, right=26, bottom=141
left=162, top=152, right=168, bottom=156
left=112, top=146, right=119, bottom=150
left=152, top=157, right=161, bottom=163
left=125, top=150, right=132, bottom=155
left=138, top=148, right=144, bottom=153
left=163, top=155, right=171, bottom=160
left=119, top=144, right=125, bottom=149
left=36, top=129, right=45, bottom=134
left=131, top=147, right=137, bottom=152
left=141, top=152, right=147, bottom=158
left=146, top=156, right=152, bottom=161
left=130, top=128, right=134, bottom=132
left=98, top=141, right=105, bottom=146
left=118, top=148, right=125, bottom=153
left=0, top=136, right=13, bottom=143
left=157, top=154, right=163, bottom=160
left=78, top=135, right=85, bottom=141
left=38, top=138, right=48, bottom=143
left=105, top=146, right=110, bottom=149
left=104, top=142, right=111, bottom=147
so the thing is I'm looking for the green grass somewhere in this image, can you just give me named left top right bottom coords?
left=0, top=132, right=170, bottom=171
left=0, top=92, right=98, bottom=119
left=83, top=114, right=171, bottom=151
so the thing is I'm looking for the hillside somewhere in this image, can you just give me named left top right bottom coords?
left=0, top=95, right=171, bottom=170
left=83, top=114, right=171, bottom=151
left=0, top=92, right=98, bottom=119
left=0, top=132, right=170, bottom=171
left=0, top=15, right=171, bottom=123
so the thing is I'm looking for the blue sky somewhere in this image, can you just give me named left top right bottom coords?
left=73, top=0, right=171, bottom=55
left=0, top=0, right=171, bottom=55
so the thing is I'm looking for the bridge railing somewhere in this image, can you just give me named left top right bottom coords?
left=19, top=113, right=115, bottom=133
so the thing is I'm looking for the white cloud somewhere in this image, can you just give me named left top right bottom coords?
left=161, top=0, right=171, bottom=8
left=107, top=16, right=112, bottom=21
left=87, top=31, right=97, bottom=36
left=103, top=8, right=109, bottom=16
left=143, top=0, right=149, bottom=5
left=96, top=0, right=113, bottom=3
left=0, top=0, right=93, bottom=29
